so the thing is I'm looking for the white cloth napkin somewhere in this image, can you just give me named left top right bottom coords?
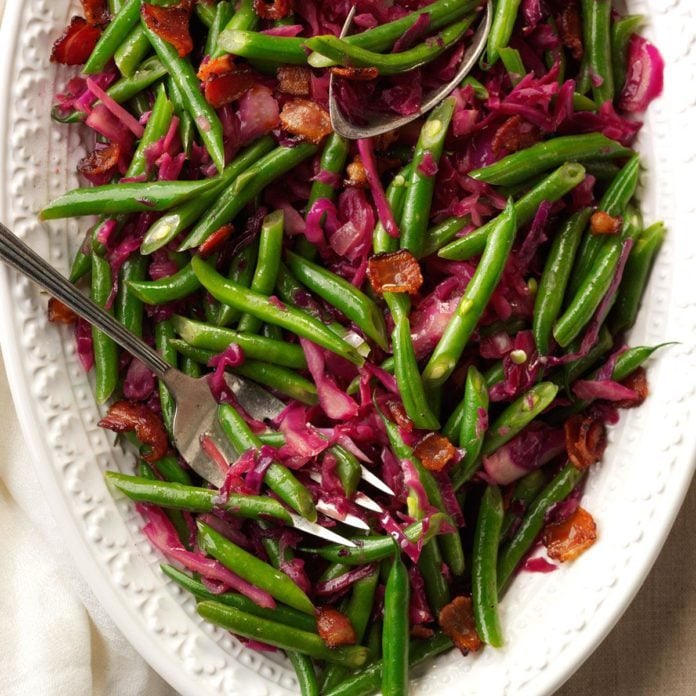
left=0, top=353, right=174, bottom=696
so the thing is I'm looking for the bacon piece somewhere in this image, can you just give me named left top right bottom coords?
left=77, top=142, right=121, bottom=185
left=543, top=506, right=597, bottom=562
left=50, top=16, right=102, bottom=65
left=559, top=1, right=584, bottom=61
left=316, top=607, right=356, bottom=648
left=199, top=224, right=234, bottom=257
left=367, top=250, right=424, bottom=296
left=48, top=298, right=77, bottom=325
left=330, top=66, right=380, bottom=81
left=564, top=413, right=607, bottom=471
left=438, top=596, right=482, bottom=655
left=197, top=55, right=235, bottom=82
left=615, top=367, right=648, bottom=409
left=414, top=432, right=457, bottom=473
left=590, top=211, right=622, bottom=235
left=279, top=99, right=333, bottom=145
left=204, top=67, right=257, bottom=108
left=345, top=155, right=369, bottom=188
left=277, top=66, right=311, bottom=96
left=492, top=115, right=541, bottom=158
left=81, top=0, right=110, bottom=26
left=410, top=625, right=435, bottom=639
left=253, top=0, right=294, bottom=20
left=99, top=400, right=169, bottom=463
left=141, top=1, right=193, bottom=58
left=385, top=400, right=414, bottom=432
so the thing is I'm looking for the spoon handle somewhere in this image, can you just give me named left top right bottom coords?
left=0, top=222, right=170, bottom=377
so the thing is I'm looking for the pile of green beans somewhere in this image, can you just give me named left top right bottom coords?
left=41, top=1, right=670, bottom=694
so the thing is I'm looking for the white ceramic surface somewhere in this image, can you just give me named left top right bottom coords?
left=0, top=2, right=694, bottom=695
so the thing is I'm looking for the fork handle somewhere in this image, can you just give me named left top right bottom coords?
left=0, top=222, right=170, bottom=377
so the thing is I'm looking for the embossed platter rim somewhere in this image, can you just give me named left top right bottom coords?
left=0, top=1, right=695, bottom=695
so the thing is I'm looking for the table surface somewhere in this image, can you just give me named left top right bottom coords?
left=0, top=1, right=693, bottom=693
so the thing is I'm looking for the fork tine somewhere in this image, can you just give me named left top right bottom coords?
left=223, top=372, right=287, bottom=422
left=288, top=513, right=357, bottom=547
left=359, top=464, right=395, bottom=495
left=316, top=500, right=371, bottom=531
left=354, top=491, right=384, bottom=514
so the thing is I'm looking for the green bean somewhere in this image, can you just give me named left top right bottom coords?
left=581, top=0, right=614, bottom=104
left=107, top=56, right=168, bottom=104
left=69, top=227, right=94, bottom=282
left=553, top=236, right=623, bottom=347
left=498, top=463, right=584, bottom=593
left=197, top=602, right=369, bottom=667
left=500, top=469, right=547, bottom=540
left=91, top=254, right=119, bottom=403
left=171, top=315, right=306, bottom=368
left=332, top=445, right=361, bottom=498
left=114, top=26, right=151, bottom=77
left=206, top=1, right=234, bottom=57
left=238, top=211, right=286, bottom=334
left=302, top=515, right=447, bottom=565
left=143, top=23, right=225, bottom=172
left=382, top=548, right=409, bottom=696
left=141, top=136, right=275, bottom=254
left=198, top=523, right=315, bottom=614
left=308, top=0, right=481, bottom=68
left=138, top=461, right=191, bottom=545
left=258, top=431, right=286, bottom=448
left=609, top=222, right=665, bottom=334
left=219, top=30, right=308, bottom=64
left=217, top=404, right=318, bottom=521
left=562, top=326, right=613, bottom=386
left=418, top=539, right=451, bottom=617
left=168, top=339, right=215, bottom=364
left=306, top=16, right=474, bottom=76
left=450, top=366, right=489, bottom=482
left=307, top=133, right=350, bottom=210
left=128, top=264, right=201, bottom=304
left=191, top=256, right=364, bottom=366
left=181, top=354, right=201, bottom=377
left=400, top=97, right=457, bottom=257
left=323, top=633, right=453, bottom=696
left=373, top=165, right=411, bottom=256
left=487, top=0, right=522, bottom=66
left=321, top=569, right=380, bottom=693
left=181, top=143, right=318, bottom=250
left=499, top=46, right=526, bottom=85
left=41, top=179, right=219, bottom=220
left=217, top=239, right=259, bottom=326
left=194, top=0, right=216, bottom=27
left=611, top=15, right=644, bottom=93
left=470, top=134, right=631, bottom=187
left=84, top=0, right=141, bottom=74
left=234, top=361, right=318, bottom=405
left=161, top=564, right=317, bottom=633
left=424, top=199, right=517, bottom=388
left=286, top=251, right=388, bottom=350
left=472, top=485, right=504, bottom=647
left=439, top=163, right=586, bottom=260
left=153, top=455, right=192, bottom=487
left=288, top=653, right=319, bottom=696
left=612, top=344, right=670, bottom=381
left=166, top=75, right=194, bottom=154
left=365, top=619, right=383, bottom=662
left=567, top=154, right=640, bottom=297
left=533, top=209, right=592, bottom=355
left=422, top=217, right=468, bottom=257
left=116, top=255, right=147, bottom=337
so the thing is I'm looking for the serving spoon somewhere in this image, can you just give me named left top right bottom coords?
left=328, top=0, right=493, bottom=140
left=0, top=223, right=363, bottom=546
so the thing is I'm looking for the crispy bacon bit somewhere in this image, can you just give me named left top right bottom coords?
left=277, top=66, right=311, bottom=96
left=385, top=400, right=414, bottom=431
left=253, top=0, right=293, bottom=20
left=204, top=68, right=256, bottom=108
left=141, top=1, right=193, bottom=58
left=367, top=250, right=424, bottom=296
left=543, top=506, right=597, bottom=562
left=559, top=1, right=584, bottom=61
left=279, top=99, right=333, bottom=145
left=410, top=625, right=435, bottom=639
left=615, top=367, right=648, bottom=409
left=565, top=413, right=607, bottom=471
left=199, top=224, right=234, bottom=257
left=590, top=211, right=622, bottom=235
left=197, top=55, right=235, bottom=82
left=316, top=607, right=356, bottom=648
left=50, top=16, right=102, bottom=65
left=330, top=66, right=380, bottom=81
left=492, top=115, right=541, bottom=158
left=438, top=596, right=482, bottom=655
left=81, top=0, right=110, bottom=26
left=99, top=400, right=169, bottom=463
left=48, top=298, right=77, bottom=325
left=77, top=142, right=121, bottom=184
left=345, top=155, right=369, bottom=188
left=414, top=432, right=457, bottom=472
